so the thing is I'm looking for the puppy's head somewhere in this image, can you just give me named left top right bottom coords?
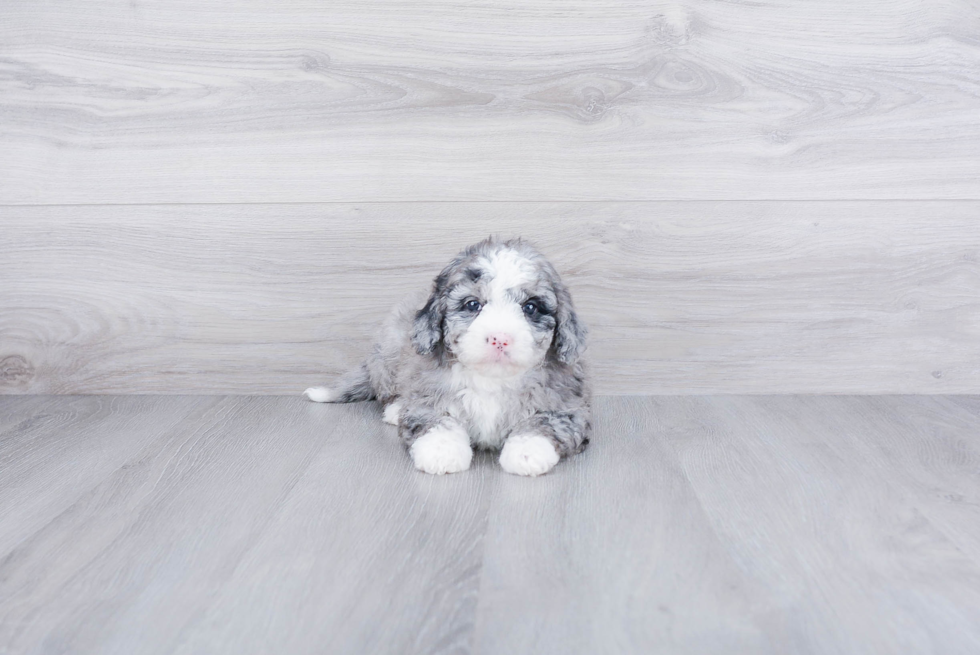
left=412, top=238, right=586, bottom=376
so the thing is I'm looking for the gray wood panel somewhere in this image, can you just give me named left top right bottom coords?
left=472, top=396, right=980, bottom=653
left=661, top=395, right=980, bottom=654
left=2, top=1, right=979, bottom=203
left=0, top=396, right=50, bottom=435
left=0, top=396, right=494, bottom=654
left=0, top=396, right=216, bottom=557
left=172, top=406, right=498, bottom=655
left=0, top=397, right=335, bottom=653
left=2, top=394, right=980, bottom=653
left=473, top=396, right=772, bottom=654
left=815, top=395, right=980, bottom=564
left=3, top=202, right=978, bottom=395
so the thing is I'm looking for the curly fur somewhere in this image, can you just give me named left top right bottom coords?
left=305, top=237, right=591, bottom=476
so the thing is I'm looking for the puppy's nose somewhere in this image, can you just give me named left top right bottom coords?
left=486, top=334, right=512, bottom=351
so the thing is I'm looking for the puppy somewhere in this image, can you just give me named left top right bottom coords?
left=304, top=237, right=591, bottom=476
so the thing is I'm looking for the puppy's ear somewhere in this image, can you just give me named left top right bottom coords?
left=412, top=278, right=446, bottom=356
left=553, top=279, right=587, bottom=365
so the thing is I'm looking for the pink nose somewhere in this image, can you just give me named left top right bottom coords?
left=486, top=334, right=512, bottom=351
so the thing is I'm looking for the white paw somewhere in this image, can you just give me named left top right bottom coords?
left=382, top=401, right=402, bottom=426
left=304, top=387, right=335, bottom=403
left=499, top=434, right=559, bottom=477
left=410, top=423, right=473, bottom=475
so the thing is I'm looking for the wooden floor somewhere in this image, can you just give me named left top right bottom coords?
left=2, top=395, right=979, bottom=654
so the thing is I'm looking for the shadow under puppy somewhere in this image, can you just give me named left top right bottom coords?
left=305, top=237, right=591, bottom=476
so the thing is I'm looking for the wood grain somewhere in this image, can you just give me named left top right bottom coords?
left=473, top=396, right=771, bottom=654
left=172, top=403, right=497, bottom=655
left=1, top=1, right=979, bottom=203
left=474, top=395, right=980, bottom=653
left=3, top=395, right=980, bottom=653
left=0, top=396, right=495, bottom=655
left=810, top=395, right=980, bottom=565
left=2, top=202, right=978, bottom=395
left=0, top=396, right=216, bottom=557
left=661, top=395, right=980, bottom=653
left=0, top=397, right=333, bottom=652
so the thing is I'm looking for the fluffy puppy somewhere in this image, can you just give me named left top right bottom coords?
left=304, top=237, right=591, bottom=476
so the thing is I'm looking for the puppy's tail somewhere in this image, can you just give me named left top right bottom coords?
left=304, top=362, right=376, bottom=403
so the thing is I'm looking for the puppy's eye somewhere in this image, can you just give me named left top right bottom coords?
left=522, top=301, right=539, bottom=316
left=464, top=299, right=482, bottom=312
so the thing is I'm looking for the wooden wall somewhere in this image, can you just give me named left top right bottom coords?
left=2, top=1, right=979, bottom=394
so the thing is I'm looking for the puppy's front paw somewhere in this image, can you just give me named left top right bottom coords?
left=382, top=401, right=402, bottom=426
left=410, top=423, right=473, bottom=475
left=499, top=434, right=559, bottom=477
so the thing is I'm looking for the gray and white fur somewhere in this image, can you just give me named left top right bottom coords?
left=304, top=237, right=591, bottom=476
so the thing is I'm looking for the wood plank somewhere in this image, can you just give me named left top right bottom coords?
left=172, top=402, right=497, bottom=655
left=0, top=397, right=334, bottom=653
left=661, top=395, right=980, bottom=654
left=803, top=395, right=980, bottom=566
left=0, top=395, right=216, bottom=557
left=0, top=395, right=495, bottom=655
left=2, top=1, right=979, bottom=203
left=0, top=395, right=50, bottom=435
left=2, top=202, right=978, bottom=394
left=2, top=395, right=980, bottom=652
left=472, top=396, right=772, bottom=654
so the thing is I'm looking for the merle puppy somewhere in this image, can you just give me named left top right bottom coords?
left=304, top=237, right=591, bottom=476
